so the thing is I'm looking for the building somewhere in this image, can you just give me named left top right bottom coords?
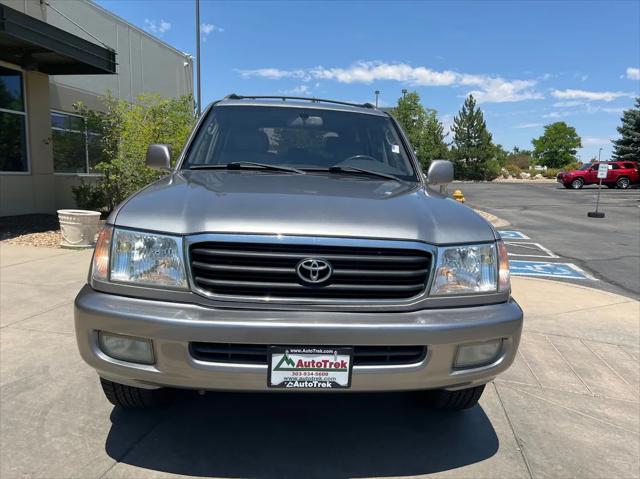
left=0, top=0, right=193, bottom=216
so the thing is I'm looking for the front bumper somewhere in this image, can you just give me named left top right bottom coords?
left=74, top=285, right=523, bottom=392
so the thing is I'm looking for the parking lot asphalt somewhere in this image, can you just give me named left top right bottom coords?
left=460, top=182, right=640, bottom=299
left=1, top=244, right=638, bottom=479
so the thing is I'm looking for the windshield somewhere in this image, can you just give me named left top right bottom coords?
left=579, top=163, right=593, bottom=171
left=182, top=105, right=418, bottom=181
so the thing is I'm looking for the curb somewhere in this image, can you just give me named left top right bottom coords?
left=473, top=209, right=510, bottom=228
left=512, top=276, right=640, bottom=303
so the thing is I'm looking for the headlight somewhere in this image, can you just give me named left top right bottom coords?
left=430, top=243, right=498, bottom=296
left=92, top=227, right=188, bottom=289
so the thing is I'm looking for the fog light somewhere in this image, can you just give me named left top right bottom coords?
left=98, top=332, right=154, bottom=365
left=454, top=339, right=503, bottom=368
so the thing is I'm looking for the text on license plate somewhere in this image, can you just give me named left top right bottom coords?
left=268, top=346, right=353, bottom=389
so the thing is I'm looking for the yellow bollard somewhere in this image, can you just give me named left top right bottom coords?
left=452, top=190, right=465, bottom=203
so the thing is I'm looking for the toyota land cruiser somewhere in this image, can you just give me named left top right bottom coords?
left=75, top=95, right=523, bottom=411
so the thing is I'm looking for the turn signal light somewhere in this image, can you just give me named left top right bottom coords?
left=92, top=225, right=113, bottom=282
left=497, top=240, right=510, bottom=292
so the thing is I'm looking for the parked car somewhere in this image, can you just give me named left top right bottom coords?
left=75, top=95, right=523, bottom=411
left=557, top=161, right=639, bottom=189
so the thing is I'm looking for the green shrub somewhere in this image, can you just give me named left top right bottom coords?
left=484, top=159, right=502, bottom=181
left=543, top=168, right=561, bottom=178
left=73, top=180, right=107, bottom=212
left=505, top=164, right=522, bottom=176
left=72, top=93, right=195, bottom=212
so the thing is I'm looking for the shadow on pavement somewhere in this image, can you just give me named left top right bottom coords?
left=105, top=391, right=498, bottom=478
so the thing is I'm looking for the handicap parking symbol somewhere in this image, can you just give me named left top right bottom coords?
left=499, top=230, right=530, bottom=240
left=509, top=260, right=595, bottom=280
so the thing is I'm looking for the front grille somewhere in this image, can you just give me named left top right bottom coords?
left=189, top=242, right=431, bottom=301
left=189, top=343, right=427, bottom=366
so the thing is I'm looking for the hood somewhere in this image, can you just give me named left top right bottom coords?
left=112, top=170, right=495, bottom=245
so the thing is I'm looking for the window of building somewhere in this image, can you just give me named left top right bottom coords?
left=51, top=111, right=103, bottom=173
left=0, top=66, right=28, bottom=172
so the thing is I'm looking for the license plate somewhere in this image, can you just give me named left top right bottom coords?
left=268, top=346, right=353, bottom=389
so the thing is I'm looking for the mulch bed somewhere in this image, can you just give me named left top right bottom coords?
left=0, top=214, right=62, bottom=248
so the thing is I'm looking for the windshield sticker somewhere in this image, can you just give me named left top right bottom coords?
left=391, top=144, right=400, bottom=154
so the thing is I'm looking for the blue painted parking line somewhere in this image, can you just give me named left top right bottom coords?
left=509, top=260, right=596, bottom=280
left=499, top=230, right=530, bottom=240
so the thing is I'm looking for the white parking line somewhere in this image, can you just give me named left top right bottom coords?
left=505, top=242, right=559, bottom=259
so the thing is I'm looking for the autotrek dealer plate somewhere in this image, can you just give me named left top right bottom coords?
left=268, top=347, right=353, bottom=389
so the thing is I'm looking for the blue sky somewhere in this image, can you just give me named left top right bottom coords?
left=97, top=0, right=640, bottom=160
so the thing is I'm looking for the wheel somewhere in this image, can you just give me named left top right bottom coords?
left=100, top=377, right=172, bottom=409
left=570, top=178, right=584, bottom=189
left=426, top=384, right=486, bottom=410
left=616, top=177, right=631, bottom=189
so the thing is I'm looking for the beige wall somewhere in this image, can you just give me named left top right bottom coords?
left=0, top=0, right=193, bottom=216
left=0, top=70, right=55, bottom=216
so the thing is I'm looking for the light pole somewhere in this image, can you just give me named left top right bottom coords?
left=374, top=90, right=380, bottom=108
left=195, top=0, right=201, bottom=116
left=401, top=89, right=407, bottom=99
left=598, top=147, right=602, bottom=162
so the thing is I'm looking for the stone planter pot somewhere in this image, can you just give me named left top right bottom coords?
left=57, top=209, right=102, bottom=248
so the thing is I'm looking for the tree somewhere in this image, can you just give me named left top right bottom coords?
left=73, top=93, right=195, bottom=211
left=419, top=111, right=449, bottom=167
left=611, top=97, right=640, bottom=160
left=450, top=95, right=494, bottom=180
left=532, top=122, right=582, bottom=168
left=391, top=91, right=448, bottom=170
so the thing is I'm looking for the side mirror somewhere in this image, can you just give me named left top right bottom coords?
left=146, top=144, right=172, bottom=170
left=426, top=159, right=453, bottom=185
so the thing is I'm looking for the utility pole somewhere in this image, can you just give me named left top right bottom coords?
left=195, top=0, right=201, bottom=116
left=374, top=90, right=380, bottom=108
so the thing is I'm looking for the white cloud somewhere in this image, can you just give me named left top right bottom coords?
left=542, top=111, right=571, bottom=119
left=626, top=67, right=640, bottom=80
left=239, top=68, right=309, bottom=80
left=201, top=23, right=224, bottom=42
left=553, top=100, right=584, bottom=107
left=238, top=61, right=544, bottom=104
left=283, top=85, right=311, bottom=95
left=514, top=123, right=542, bottom=129
left=583, top=137, right=612, bottom=146
left=551, top=88, right=632, bottom=102
left=143, top=18, right=171, bottom=35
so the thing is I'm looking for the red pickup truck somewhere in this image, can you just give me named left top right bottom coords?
left=557, top=161, right=639, bottom=189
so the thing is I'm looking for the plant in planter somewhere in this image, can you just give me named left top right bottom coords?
left=72, top=92, right=195, bottom=214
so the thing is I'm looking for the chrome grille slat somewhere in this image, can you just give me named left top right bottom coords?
left=194, top=277, right=426, bottom=291
left=189, top=241, right=431, bottom=301
left=191, top=248, right=426, bottom=264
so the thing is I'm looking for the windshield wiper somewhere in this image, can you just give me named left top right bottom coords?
left=190, top=162, right=305, bottom=174
left=324, top=166, right=404, bottom=182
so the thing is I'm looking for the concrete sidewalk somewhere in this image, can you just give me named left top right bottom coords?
left=1, top=244, right=638, bottom=478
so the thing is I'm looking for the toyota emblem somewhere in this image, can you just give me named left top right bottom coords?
left=296, top=258, right=333, bottom=284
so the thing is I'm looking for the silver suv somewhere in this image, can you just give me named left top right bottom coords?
left=75, top=95, right=523, bottom=411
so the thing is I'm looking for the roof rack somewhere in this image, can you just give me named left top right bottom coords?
left=223, top=94, right=375, bottom=110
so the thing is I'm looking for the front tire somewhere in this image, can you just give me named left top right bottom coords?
left=616, top=177, right=631, bottom=189
left=570, top=178, right=584, bottom=189
left=426, top=384, right=486, bottom=410
left=100, top=377, right=172, bottom=409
